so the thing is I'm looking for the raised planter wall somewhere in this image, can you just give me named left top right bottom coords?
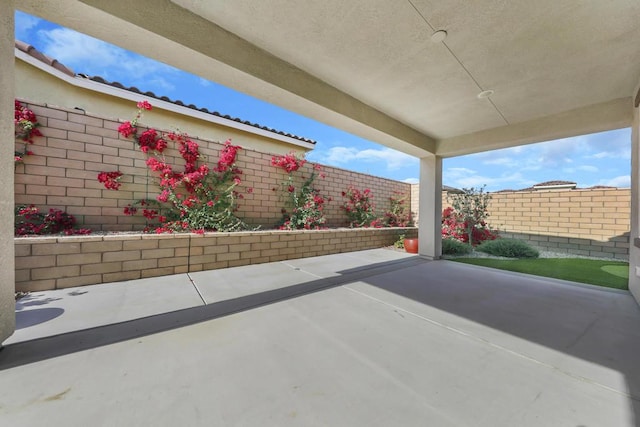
left=15, top=228, right=417, bottom=292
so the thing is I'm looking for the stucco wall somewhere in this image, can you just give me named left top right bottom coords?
left=14, top=101, right=413, bottom=231
left=1, top=2, right=16, bottom=344
left=629, top=80, right=640, bottom=302
left=16, top=59, right=313, bottom=156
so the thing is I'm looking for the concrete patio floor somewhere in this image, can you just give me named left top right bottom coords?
left=1, top=248, right=640, bottom=426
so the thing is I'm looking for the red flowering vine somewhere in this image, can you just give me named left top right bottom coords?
left=271, top=152, right=306, bottom=173
left=117, top=121, right=136, bottom=138
left=14, top=100, right=42, bottom=163
left=97, top=171, right=123, bottom=190
left=272, top=152, right=330, bottom=230
left=341, top=186, right=379, bottom=227
left=114, top=101, right=253, bottom=233
left=138, top=129, right=167, bottom=153
left=384, top=191, right=412, bottom=227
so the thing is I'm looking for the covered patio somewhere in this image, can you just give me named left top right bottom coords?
left=1, top=249, right=639, bottom=425
left=2, top=1, right=640, bottom=424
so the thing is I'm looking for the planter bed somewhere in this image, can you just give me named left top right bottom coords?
left=15, top=227, right=417, bottom=292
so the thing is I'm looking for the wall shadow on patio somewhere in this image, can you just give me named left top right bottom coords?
left=360, top=260, right=640, bottom=426
left=2, top=255, right=639, bottom=423
left=0, top=256, right=427, bottom=370
left=16, top=308, right=64, bottom=330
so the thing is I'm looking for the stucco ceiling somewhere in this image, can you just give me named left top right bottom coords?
left=20, top=0, right=640, bottom=158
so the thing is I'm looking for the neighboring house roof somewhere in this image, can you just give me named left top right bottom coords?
left=502, top=181, right=579, bottom=192
left=15, top=40, right=316, bottom=148
left=585, top=185, right=617, bottom=189
left=529, top=181, right=577, bottom=191
left=532, top=180, right=577, bottom=188
left=495, top=180, right=608, bottom=193
left=442, top=185, right=463, bottom=193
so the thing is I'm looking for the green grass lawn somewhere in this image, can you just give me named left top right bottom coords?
left=451, top=257, right=629, bottom=290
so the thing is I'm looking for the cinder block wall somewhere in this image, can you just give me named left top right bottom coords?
left=410, top=184, right=419, bottom=224
left=14, top=101, right=412, bottom=231
left=441, top=189, right=630, bottom=259
left=15, top=228, right=417, bottom=292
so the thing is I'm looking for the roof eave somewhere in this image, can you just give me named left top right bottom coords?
left=15, top=47, right=316, bottom=151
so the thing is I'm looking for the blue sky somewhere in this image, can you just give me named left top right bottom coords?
left=15, top=11, right=631, bottom=191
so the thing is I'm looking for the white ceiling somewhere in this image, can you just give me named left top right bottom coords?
left=20, top=0, right=640, bottom=157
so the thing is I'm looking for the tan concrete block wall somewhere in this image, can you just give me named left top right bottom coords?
left=410, top=184, right=419, bottom=224
left=15, top=228, right=417, bottom=292
left=15, top=101, right=413, bottom=231
left=441, top=188, right=630, bottom=260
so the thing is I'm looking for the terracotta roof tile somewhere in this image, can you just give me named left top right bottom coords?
left=532, top=180, right=577, bottom=187
left=76, top=73, right=316, bottom=144
left=15, top=40, right=75, bottom=77
left=16, top=40, right=316, bottom=145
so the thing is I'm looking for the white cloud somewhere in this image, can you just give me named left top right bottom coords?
left=482, top=157, right=516, bottom=166
left=590, top=149, right=631, bottom=160
left=198, top=77, right=211, bottom=87
left=36, top=27, right=179, bottom=91
left=599, top=175, right=630, bottom=188
left=445, top=167, right=477, bottom=178
left=537, top=137, right=581, bottom=167
left=317, top=146, right=418, bottom=171
left=578, top=165, right=599, bottom=172
left=403, top=178, right=419, bottom=184
left=444, top=168, right=535, bottom=192
left=15, top=11, right=40, bottom=41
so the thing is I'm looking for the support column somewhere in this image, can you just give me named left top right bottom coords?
left=629, top=81, right=640, bottom=305
left=0, top=0, right=16, bottom=344
left=418, top=154, right=442, bottom=259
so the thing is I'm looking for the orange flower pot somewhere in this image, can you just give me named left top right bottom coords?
left=404, top=238, right=418, bottom=254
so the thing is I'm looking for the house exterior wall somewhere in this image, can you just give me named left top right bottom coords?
left=15, top=59, right=312, bottom=156
left=14, top=101, right=411, bottom=231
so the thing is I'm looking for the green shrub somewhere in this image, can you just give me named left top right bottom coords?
left=442, top=238, right=473, bottom=256
left=394, top=233, right=406, bottom=249
left=476, top=238, right=539, bottom=258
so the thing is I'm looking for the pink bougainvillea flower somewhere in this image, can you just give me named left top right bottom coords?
left=271, top=152, right=306, bottom=173
left=97, top=171, right=123, bottom=190
left=138, top=129, right=167, bottom=153
left=117, top=121, right=136, bottom=138
left=136, top=100, right=153, bottom=110
left=215, top=139, right=241, bottom=173
left=123, top=205, right=137, bottom=216
left=142, top=209, right=158, bottom=220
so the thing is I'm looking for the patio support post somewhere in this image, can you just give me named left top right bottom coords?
left=629, top=78, right=640, bottom=305
left=0, top=0, right=16, bottom=344
left=418, top=154, right=442, bottom=259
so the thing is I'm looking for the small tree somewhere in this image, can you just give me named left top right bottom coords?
left=447, top=186, right=493, bottom=247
